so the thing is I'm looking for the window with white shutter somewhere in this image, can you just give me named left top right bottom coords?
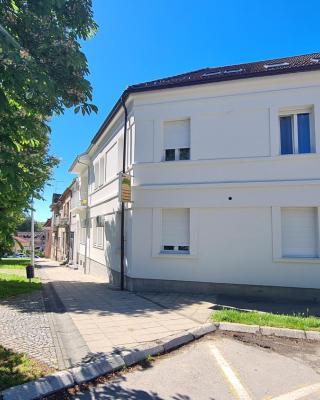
left=92, top=218, right=97, bottom=246
left=99, top=157, right=105, bottom=186
left=281, top=207, right=318, bottom=258
left=92, top=216, right=104, bottom=248
left=105, top=143, right=118, bottom=182
left=163, top=119, right=190, bottom=161
left=94, top=161, right=99, bottom=190
left=162, top=208, right=190, bottom=253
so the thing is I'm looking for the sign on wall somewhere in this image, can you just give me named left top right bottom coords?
left=119, top=173, right=132, bottom=203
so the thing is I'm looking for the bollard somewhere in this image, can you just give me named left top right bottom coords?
left=26, top=264, right=34, bottom=282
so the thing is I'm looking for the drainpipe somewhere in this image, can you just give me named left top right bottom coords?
left=120, top=94, right=128, bottom=290
left=78, top=160, right=90, bottom=274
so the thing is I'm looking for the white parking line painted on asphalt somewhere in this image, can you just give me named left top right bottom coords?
left=271, top=382, right=320, bottom=400
left=209, top=343, right=252, bottom=400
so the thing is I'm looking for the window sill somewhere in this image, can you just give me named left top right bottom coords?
left=277, top=153, right=317, bottom=159
left=274, top=257, right=320, bottom=264
left=162, top=159, right=191, bottom=163
left=153, top=252, right=197, bottom=259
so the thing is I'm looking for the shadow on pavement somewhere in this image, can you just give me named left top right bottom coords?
left=72, top=379, right=204, bottom=400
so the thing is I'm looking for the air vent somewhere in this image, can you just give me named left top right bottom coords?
left=263, top=62, right=290, bottom=69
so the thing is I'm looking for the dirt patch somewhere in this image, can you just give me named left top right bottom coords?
left=214, top=330, right=320, bottom=373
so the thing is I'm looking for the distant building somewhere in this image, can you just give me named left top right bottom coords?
left=50, top=185, right=73, bottom=262
left=13, top=235, right=30, bottom=253
left=15, top=231, right=46, bottom=253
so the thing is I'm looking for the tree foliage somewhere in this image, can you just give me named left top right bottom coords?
left=16, top=215, right=43, bottom=232
left=0, top=0, right=97, bottom=253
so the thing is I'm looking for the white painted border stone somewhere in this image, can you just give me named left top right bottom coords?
left=305, top=330, right=320, bottom=341
left=161, top=332, right=194, bottom=352
left=70, top=354, right=125, bottom=384
left=2, top=370, right=74, bottom=400
left=121, top=342, right=164, bottom=366
left=188, top=323, right=217, bottom=338
left=260, top=326, right=306, bottom=339
left=218, top=322, right=260, bottom=334
left=2, top=322, right=320, bottom=400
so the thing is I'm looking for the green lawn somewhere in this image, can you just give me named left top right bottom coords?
left=0, top=273, right=41, bottom=299
left=0, top=258, right=31, bottom=270
left=212, top=309, right=320, bottom=331
left=0, top=345, right=51, bottom=391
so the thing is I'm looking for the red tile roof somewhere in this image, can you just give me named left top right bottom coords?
left=91, top=52, right=320, bottom=144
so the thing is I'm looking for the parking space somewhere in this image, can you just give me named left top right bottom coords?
left=72, top=332, right=320, bottom=400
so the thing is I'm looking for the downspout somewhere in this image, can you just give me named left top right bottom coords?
left=120, top=94, right=128, bottom=290
left=78, top=160, right=90, bottom=274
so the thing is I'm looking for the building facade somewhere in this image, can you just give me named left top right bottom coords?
left=61, top=53, right=320, bottom=299
left=43, top=218, right=52, bottom=258
left=50, top=187, right=72, bottom=262
left=15, top=231, right=46, bottom=253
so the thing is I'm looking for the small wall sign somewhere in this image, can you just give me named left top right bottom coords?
left=119, top=173, right=132, bottom=203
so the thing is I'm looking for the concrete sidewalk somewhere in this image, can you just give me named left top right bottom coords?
left=39, top=261, right=202, bottom=363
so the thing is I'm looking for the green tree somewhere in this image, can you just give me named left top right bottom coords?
left=16, top=215, right=43, bottom=232
left=0, top=0, right=98, bottom=253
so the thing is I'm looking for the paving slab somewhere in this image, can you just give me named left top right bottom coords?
left=39, top=261, right=200, bottom=360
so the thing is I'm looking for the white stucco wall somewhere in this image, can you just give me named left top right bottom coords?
left=129, top=71, right=320, bottom=289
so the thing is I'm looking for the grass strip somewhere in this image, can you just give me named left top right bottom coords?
left=0, top=258, right=31, bottom=270
left=0, top=273, right=41, bottom=299
left=212, top=309, right=320, bottom=331
left=0, top=345, right=51, bottom=391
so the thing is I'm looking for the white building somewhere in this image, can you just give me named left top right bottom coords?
left=69, top=52, right=320, bottom=300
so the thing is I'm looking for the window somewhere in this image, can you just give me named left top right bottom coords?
left=94, top=162, right=99, bottom=190
left=280, top=111, right=313, bottom=155
left=92, top=216, right=104, bottom=248
left=164, top=119, right=190, bottom=161
left=105, top=144, right=118, bottom=182
left=281, top=207, right=318, bottom=258
left=161, top=208, right=190, bottom=253
left=99, top=157, right=105, bottom=186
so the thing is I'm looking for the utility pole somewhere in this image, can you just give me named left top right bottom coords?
left=31, top=199, right=35, bottom=267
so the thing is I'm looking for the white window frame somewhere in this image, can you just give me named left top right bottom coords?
left=279, top=106, right=315, bottom=155
left=161, top=208, right=190, bottom=254
left=93, top=161, right=99, bottom=190
left=92, top=216, right=104, bottom=249
left=162, top=118, right=191, bottom=162
left=99, top=157, right=105, bottom=187
left=272, top=206, right=320, bottom=263
left=105, top=143, right=118, bottom=184
left=164, top=147, right=191, bottom=162
left=152, top=208, right=198, bottom=258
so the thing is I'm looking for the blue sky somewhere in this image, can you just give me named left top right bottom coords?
left=35, top=0, right=320, bottom=221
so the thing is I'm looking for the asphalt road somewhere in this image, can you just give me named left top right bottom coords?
left=71, top=332, right=320, bottom=400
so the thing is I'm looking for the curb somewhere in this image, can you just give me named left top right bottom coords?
left=1, top=323, right=216, bottom=400
left=2, top=321, right=320, bottom=400
left=216, top=321, right=320, bottom=341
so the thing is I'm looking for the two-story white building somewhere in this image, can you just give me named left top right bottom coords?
left=69, top=52, right=320, bottom=300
